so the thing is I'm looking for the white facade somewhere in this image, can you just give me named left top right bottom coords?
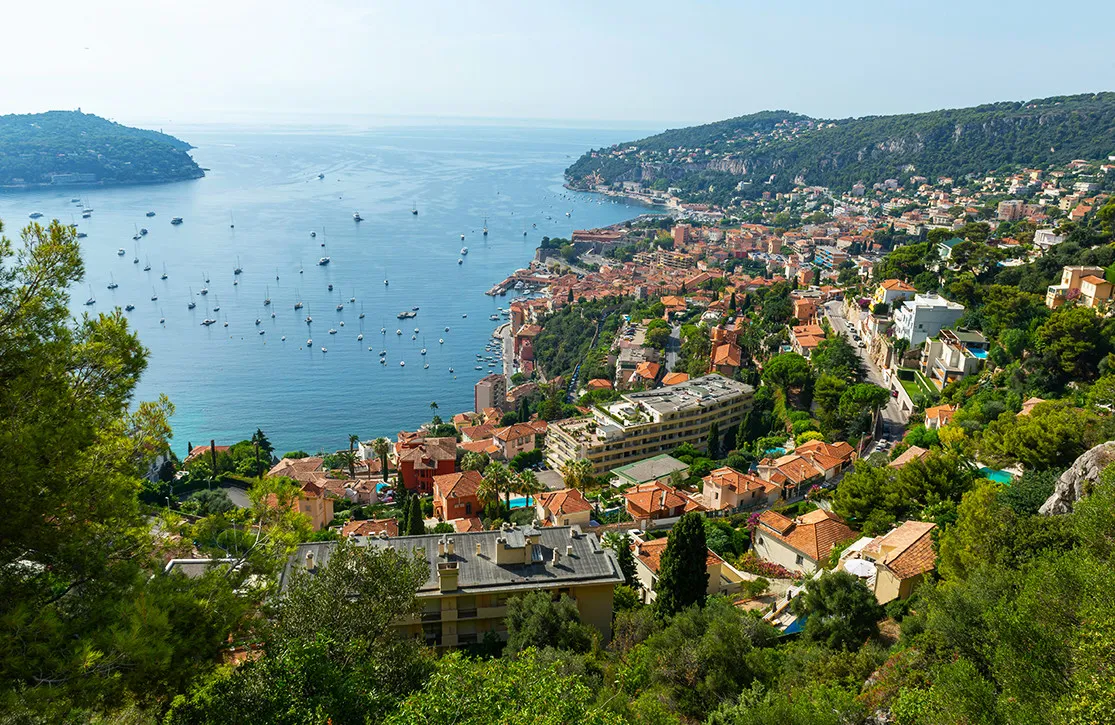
left=753, top=531, right=817, bottom=574
left=893, top=294, right=965, bottom=347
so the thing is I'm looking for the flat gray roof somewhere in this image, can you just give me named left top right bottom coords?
left=281, top=525, right=622, bottom=596
left=624, top=374, right=752, bottom=415
left=611, top=454, right=689, bottom=484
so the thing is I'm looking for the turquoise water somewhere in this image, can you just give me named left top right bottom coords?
left=979, top=467, right=1013, bottom=484
left=509, top=496, right=534, bottom=509
left=764, top=447, right=788, bottom=457
left=966, top=346, right=989, bottom=359
left=0, top=124, right=655, bottom=456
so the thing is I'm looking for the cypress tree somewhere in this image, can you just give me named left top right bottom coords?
left=706, top=421, right=721, bottom=459
left=407, top=496, right=425, bottom=536
left=729, top=292, right=737, bottom=311
left=655, top=512, right=709, bottom=617
left=736, top=416, right=750, bottom=451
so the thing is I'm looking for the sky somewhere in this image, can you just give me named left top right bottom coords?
left=3, top=0, right=1113, bottom=130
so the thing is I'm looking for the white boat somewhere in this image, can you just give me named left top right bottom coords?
left=322, top=347, right=328, bottom=353
left=263, top=286, right=271, bottom=306
left=318, top=256, right=330, bottom=265
left=212, top=297, right=220, bottom=312
left=399, top=361, right=405, bottom=367
left=339, top=321, right=345, bottom=326
left=449, top=368, right=454, bottom=373
left=259, top=330, right=265, bottom=335
left=424, top=363, right=429, bottom=369
left=460, top=247, right=468, bottom=255
left=357, top=334, right=363, bottom=341
left=329, top=328, right=337, bottom=335
left=462, top=313, right=467, bottom=318
left=201, top=319, right=216, bottom=326
left=307, top=338, right=312, bottom=345
left=281, top=336, right=286, bottom=341
left=150, top=288, right=158, bottom=301
left=458, top=259, right=463, bottom=265
left=482, top=217, right=488, bottom=236
left=310, top=231, right=316, bottom=238
left=336, top=303, right=343, bottom=311
left=353, top=212, right=363, bottom=222
left=84, top=285, right=95, bottom=305
left=107, top=274, right=118, bottom=290
left=143, top=257, right=151, bottom=272
left=160, top=264, right=168, bottom=280
left=439, top=338, right=444, bottom=344
left=460, top=234, right=465, bottom=240
left=234, top=256, right=242, bottom=275
left=396, top=329, right=402, bottom=335
left=255, top=318, right=261, bottom=326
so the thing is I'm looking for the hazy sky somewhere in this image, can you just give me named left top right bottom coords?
left=4, top=0, right=1113, bottom=129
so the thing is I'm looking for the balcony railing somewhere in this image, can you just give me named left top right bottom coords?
left=420, top=611, right=441, bottom=622
left=457, top=608, right=477, bottom=619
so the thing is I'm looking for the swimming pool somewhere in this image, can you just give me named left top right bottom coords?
left=979, top=467, right=1013, bottom=485
left=508, top=496, right=534, bottom=509
left=966, top=346, right=989, bottom=359
left=764, top=447, right=787, bottom=457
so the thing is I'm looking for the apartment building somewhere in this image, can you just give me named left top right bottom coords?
left=474, top=374, right=507, bottom=413
left=1045, top=265, right=1114, bottom=310
left=545, top=376, right=754, bottom=475
left=892, top=294, right=965, bottom=346
left=281, top=525, right=623, bottom=648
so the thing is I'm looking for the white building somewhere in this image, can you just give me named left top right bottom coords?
left=893, top=293, right=965, bottom=347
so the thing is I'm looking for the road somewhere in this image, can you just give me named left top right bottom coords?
left=665, top=324, right=681, bottom=371
left=822, top=301, right=908, bottom=440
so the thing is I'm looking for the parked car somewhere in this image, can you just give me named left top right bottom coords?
left=891, top=388, right=899, bottom=398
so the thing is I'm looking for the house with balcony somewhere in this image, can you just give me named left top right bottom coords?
left=701, top=467, right=782, bottom=511
left=395, top=436, right=457, bottom=494
left=281, top=525, right=623, bottom=648
left=839, top=521, right=937, bottom=604
left=492, top=422, right=541, bottom=460
left=1045, top=265, right=1114, bottom=310
left=755, top=440, right=857, bottom=500
left=752, top=508, right=856, bottom=575
left=873, top=279, right=917, bottom=308
left=919, top=329, right=989, bottom=391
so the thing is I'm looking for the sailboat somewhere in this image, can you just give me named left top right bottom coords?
left=294, top=289, right=303, bottom=310
left=358, top=303, right=365, bottom=319
left=160, top=263, right=168, bottom=281
left=188, top=287, right=197, bottom=309
left=411, top=201, right=418, bottom=216
left=143, top=256, right=151, bottom=272
left=107, top=274, right=118, bottom=290
left=263, top=286, right=271, bottom=306
left=150, top=287, right=158, bottom=302
left=350, top=289, right=356, bottom=303
left=230, top=213, right=235, bottom=229
left=132, top=224, right=141, bottom=241
left=133, top=245, right=139, bottom=264
left=482, top=217, right=488, bottom=236
left=212, top=296, right=220, bottom=312
left=84, top=285, right=95, bottom=306
left=234, top=256, right=242, bottom=275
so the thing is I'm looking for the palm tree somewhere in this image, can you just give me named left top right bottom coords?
left=560, top=458, right=594, bottom=491
left=482, top=461, right=514, bottom=511
left=371, top=437, right=391, bottom=483
left=515, top=469, right=545, bottom=511
left=460, top=451, right=490, bottom=472
left=336, top=449, right=357, bottom=480
left=476, top=472, right=502, bottom=514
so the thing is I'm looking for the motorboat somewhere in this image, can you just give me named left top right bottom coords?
left=310, top=231, right=316, bottom=237
left=29, top=212, right=43, bottom=219
left=146, top=211, right=156, bottom=217
left=336, top=303, right=344, bottom=311
left=439, top=338, right=444, bottom=344
left=396, top=329, right=402, bottom=335
left=460, top=247, right=468, bottom=255
left=399, top=360, right=405, bottom=367
left=318, top=256, right=330, bottom=265
left=329, top=328, right=337, bottom=335
left=357, top=334, right=363, bottom=341
left=458, top=259, right=463, bottom=265
left=124, top=304, right=134, bottom=311
left=353, top=212, right=363, bottom=222
left=171, top=217, right=183, bottom=225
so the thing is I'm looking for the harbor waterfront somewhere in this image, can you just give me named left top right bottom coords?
left=0, top=123, right=657, bottom=455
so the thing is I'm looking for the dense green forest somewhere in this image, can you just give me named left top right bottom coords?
left=566, top=93, right=1115, bottom=203
left=0, top=110, right=204, bottom=186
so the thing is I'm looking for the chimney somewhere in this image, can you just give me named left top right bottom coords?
left=437, top=539, right=445, bottom=557
left=447, top=538, right=455, bottom=556
left=660, top=489, right=667, bottom=508
left=476, top=541, right=483, bottom=556
left=566, top=544, right=574, bottom=557
left=437, top=561, right=459, bottom=592
left=551, top=548, right=560, bottom=566
left=304, top=550, right=315, bottom=571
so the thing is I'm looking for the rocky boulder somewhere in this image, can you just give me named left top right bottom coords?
left=1039, top=441, right=1115, bottom=515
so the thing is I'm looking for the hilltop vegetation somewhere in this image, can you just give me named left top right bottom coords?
left=566, top=93, right=1115, bottom=204
left=0, top=110, right=204, bottom=187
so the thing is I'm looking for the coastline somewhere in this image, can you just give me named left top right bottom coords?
left=0, top=173, right=206, bottom=194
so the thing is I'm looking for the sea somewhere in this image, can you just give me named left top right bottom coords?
left=0, top=123, right=657, bottom=456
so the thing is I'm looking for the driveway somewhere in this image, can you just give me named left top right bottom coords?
left=823, top=301, right=908, bottom=439
left=665, top=324, right=681, bottom=370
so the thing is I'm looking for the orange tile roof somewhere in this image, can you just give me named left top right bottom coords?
left=712, top=343, right=742, bottom=367
left=457, top=438, right=494, bottom=454
left=865, top=520, right=937, bottom=579
left=493, top=422, right=539, bottom=442
left=924, top=404, right=956, bottom=424
left=880, top=279, right=916, bottom=291
left=759, top=508, right=855, bottom=562
left=433, top=470, right=482, bottom=499
left=662, top=372, right=690, bottom=385
left=586, top=378, right=614, bottom=390
left=888, top=446, right=930, bottom=469
left=631, top=537, right=723, bottom=574
left=704, top=466, right=776, bottom=495
left=538, top=488, right=592, bottom=516
left=341, top=518, right=399, bottom=538
left=267, top=456, right=324, bottom=482
left=625, top=481, right=691, bottom=517
left=634, top=361, right=662, bottom=380
left=450, top=516, right=485, bottom=533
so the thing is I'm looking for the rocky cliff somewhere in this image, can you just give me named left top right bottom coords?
left=1039, top=441, right=1115, bottom=515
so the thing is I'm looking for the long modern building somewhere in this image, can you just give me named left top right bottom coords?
left=281, top=524, right=622, bottom=648
left=545, top=375, right=754, bottom=475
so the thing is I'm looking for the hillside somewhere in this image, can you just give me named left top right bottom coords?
left=566, top=93, right=1115, bottom=204
left=0, top=110, right=204, bottom=187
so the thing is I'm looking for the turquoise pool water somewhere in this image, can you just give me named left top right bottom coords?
left=509, top=496, right=534, bottom=509
left=764, top=447, right=787, bottom=457
left=967, top=346, right=989, bottom=359
left=979, top=467, right=1013, bottom=484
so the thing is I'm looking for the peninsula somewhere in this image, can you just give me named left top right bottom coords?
left=0, top=109, right=204, bottom=189
left=566, top=92, right=1115, bottom=207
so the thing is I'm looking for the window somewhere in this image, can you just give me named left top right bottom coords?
left=465, top=502, right=472, bottom=515
left=795, top=554, right=804, bottom=566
